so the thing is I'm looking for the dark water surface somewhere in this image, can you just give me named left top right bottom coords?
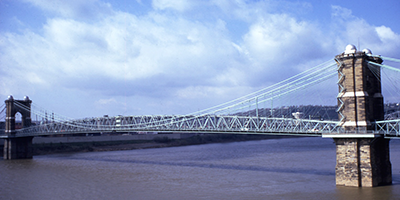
left=1, top=137, right=400, bottom=200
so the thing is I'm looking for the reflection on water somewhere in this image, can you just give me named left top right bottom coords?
left=1, top=137, right=400, bottom=200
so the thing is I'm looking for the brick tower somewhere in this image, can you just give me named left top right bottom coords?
left=333, top=45, right=391, bottom=187
left=3, top=96, right=34, bottom=159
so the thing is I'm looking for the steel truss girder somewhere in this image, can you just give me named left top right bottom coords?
left=375, top=119, right=400, bottom=137
left=10, top=114, right=345, bottom=137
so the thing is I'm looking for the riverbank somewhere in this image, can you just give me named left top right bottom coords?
left=1, top=134, right=293, bottom=156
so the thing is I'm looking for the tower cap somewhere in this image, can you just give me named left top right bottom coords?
left=344, top=44, right=357, bottom=54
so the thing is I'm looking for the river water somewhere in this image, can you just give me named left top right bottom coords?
left=1, top=137, right=400, bottom=200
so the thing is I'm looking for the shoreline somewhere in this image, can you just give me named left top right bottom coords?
left=1, top=134, right=295, bottom=156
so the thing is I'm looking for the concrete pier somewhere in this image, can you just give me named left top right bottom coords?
left=4, top=137, right=33, bottom=159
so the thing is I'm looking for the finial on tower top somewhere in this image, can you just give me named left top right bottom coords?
left=362, top=48, right=372, bottom=55
left=344, top=44, right=357, bottom=54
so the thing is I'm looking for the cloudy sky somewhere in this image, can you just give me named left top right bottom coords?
left=1, top=0, right=399, bottom=119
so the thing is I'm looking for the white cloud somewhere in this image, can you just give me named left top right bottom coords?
left=1, top=1, right=399, bottom=117
left=1, top=6, right=248, bottom=100
left=331, top=5, right=352, bottom=19
left=152, top=0, right=193, bottom=12
left=23, top=0, right=113, bottom=19
left=376, top=26, right=400, bottom=42
left=210, top=0, right=254, bottom=21
left=330, top=6, right=400, bottom=57
left=240, top=13, right=331, bottom=86
left=96, top=98, right=117, bottom=105
left=375, top=26, right=400, bottom=54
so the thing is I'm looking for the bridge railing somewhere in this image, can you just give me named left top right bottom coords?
left=374, top=119, right=400, bottom=137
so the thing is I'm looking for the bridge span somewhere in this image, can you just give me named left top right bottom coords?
left=1, top=45, right=400, bottom=187
left=3, top=112, right=398, bottom=138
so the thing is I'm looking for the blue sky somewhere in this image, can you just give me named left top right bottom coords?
left=1, top=0, right=399, bottom=118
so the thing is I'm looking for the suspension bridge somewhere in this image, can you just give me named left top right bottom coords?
left=1, top=48, right=399, bottom=138
left=1, top=45, right=400, bottom=187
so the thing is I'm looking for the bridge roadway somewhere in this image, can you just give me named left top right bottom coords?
left=1, top=114, right=399, bottom=138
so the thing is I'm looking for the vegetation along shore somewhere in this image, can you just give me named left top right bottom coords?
left=0, top=134, right=293, bottom=156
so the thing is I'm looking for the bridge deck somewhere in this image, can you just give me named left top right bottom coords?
left=1, top=115, right=399, bottom=138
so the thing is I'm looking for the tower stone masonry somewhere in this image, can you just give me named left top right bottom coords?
left=333, top=45, right=391, bottom=187
left=3, top=96, right=34, bottom=159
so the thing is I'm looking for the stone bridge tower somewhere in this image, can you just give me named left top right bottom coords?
left=3, top=95, right=33, bottom=159
left=333, top=45, right=392, bottom=187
